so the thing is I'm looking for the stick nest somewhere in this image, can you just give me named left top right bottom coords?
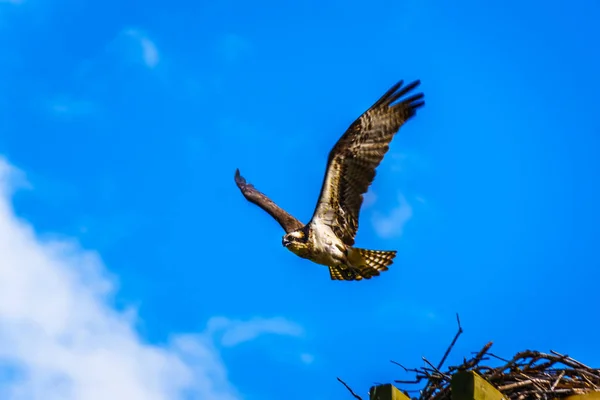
left=396, top=343, right=600, bottom=400
left=338, top=314, right=600, bottom=400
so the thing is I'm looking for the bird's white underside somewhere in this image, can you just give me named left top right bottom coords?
left=307, top=220, right=347, bottom=267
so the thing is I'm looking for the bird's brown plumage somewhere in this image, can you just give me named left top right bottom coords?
left=234, top=169, right=303, bottom=233
left=309, top=80, right=424, bottom=246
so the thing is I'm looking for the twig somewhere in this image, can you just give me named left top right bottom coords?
left=487, top=353, right=510, bottom=363
left=437, top=313, right=463, bottom=370
left=390, top=360, right=409, bottom=371
left=497, top=379, right=535, bottom=391
left=337, top=377, right=363, bottom=400
left=551, top=370, right=565, bottom=391
left=422, top=357, right=449, bottom=380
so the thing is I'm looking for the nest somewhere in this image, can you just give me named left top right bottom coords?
left=338, top=315, right=600, bottom=400
left=397, top=342, right=600, bottom=400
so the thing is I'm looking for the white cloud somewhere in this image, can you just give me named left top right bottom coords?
left=121, top=28, right=160, bottom=68
left=362, top=190, right=377, bottom=209
left=38, top=28, right=159, bottom=118
left=387, top=152, right=409, bottom=173
left=0, top=157, right=302, bottom=400
left=207, top=317, right=304, bottom=348
left=371, top=193, right=413, bottom=238
left=415, top=195, right=426, bottom=204
left=300, top=353, right=315, bottom=365
left=138, top=36, right=159, bottom=68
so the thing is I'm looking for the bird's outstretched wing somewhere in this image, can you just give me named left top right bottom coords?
left=309, top=80, right=425, bottom=246
left=234, top=169, right=304, bottom=233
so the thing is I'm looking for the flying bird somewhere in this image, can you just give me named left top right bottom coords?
left=234, top=79, right=424, bottom=281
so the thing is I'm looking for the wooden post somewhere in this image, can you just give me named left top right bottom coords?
left=451, top=371, right=506, bottom=400
left=369, top=384, right=411, bottom=400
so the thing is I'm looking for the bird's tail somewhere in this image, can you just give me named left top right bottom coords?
left=342, top=248, right=397, bottom=280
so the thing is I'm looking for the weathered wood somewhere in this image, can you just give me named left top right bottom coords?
left=452, top=371, right=505, bottom=400
left=369, top=384, right=410, bottom=400
left=564, top=393, right=600, bottom=400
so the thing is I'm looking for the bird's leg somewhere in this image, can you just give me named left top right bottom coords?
left=340, top=266, right=362, bottom=281
left=339, top=248, right=363, bottom=280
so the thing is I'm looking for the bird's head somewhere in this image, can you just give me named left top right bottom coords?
left=282, top=229, right=308, bottom=254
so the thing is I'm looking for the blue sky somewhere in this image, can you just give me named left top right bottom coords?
left=1, top=0, right=599, bottom=399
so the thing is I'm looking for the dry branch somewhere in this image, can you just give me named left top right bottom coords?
left=394, top=343, right=600, bottom=400
left=339, top=315, right=598, bottom=400
left=338, top=377, right=363, bottom=400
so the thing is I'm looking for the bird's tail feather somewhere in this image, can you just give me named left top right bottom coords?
left=331, top=248, right=396, bottom=280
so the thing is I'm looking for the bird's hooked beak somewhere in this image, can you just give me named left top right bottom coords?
left=282, top=236, right=290, bottom=247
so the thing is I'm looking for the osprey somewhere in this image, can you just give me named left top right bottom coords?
left=235, top=79, right=424, bottom=281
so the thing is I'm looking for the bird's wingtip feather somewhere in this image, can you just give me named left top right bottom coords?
left=234, top=168, right=246, bottom=186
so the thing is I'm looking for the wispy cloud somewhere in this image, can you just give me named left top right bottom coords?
left=39, top=27, right=160, bottom=118
left=122, top=28, right=160, bottom=68
left=362, top=190, right=378, bottom=209
left=0, top=157, right=302, bottom=400
left=46, top=96, right=97, bottom=118
left=207, top=317, right=304, bottom=348
left=300, top=353, right=315, bottom=365
left=139, top=36, right=160, bottom=68
left=371, top=193, right=413, bottom=238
